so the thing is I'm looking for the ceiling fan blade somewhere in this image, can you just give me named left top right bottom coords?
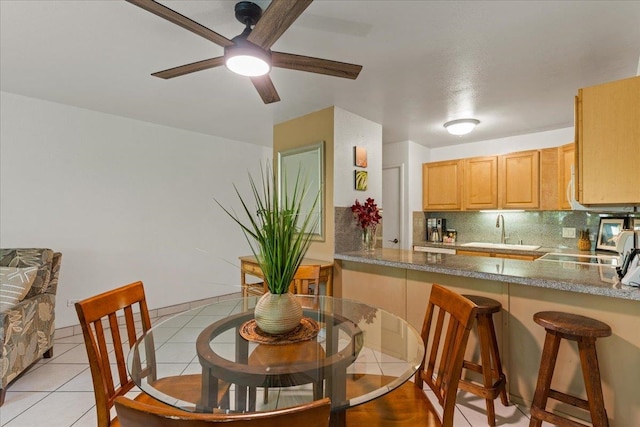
left=151, top=57, right=226, bottom=79
left=250, top=76, right=281, bottom=104
left=126, top=0, right=233, bottom=47
left=272, top=52, right=362, bottom=80
left=247, top=0, right=313, bottom=50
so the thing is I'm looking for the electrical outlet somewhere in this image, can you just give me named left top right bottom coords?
left=67, top=299, right=80, bottom=307
left=562, top=227, right=576, bottom=238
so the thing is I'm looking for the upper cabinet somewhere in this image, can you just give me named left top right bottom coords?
left=558, top=143, right=574, bottom=210
left=464, top=156, right=498, bottom=210
left=576, top=76, right=640, bottom=205
left=424, top=150, right=541, bottom=211
left=500, top=150, right=540, bottom=209
left=539, top=143, right=574, bottom=210
left=422, top=160, right=463, bottom=211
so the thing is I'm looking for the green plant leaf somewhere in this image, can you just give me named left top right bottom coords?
left=216, top=162, right=319, bottom=294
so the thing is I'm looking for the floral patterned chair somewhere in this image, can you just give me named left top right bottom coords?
left=0, top=248, right=62, bottom=405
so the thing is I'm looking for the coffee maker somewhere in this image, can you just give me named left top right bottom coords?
left=427, top=218, right=446, bottom=242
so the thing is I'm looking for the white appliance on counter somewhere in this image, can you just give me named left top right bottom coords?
left=616, top=230, right=640, bottom=287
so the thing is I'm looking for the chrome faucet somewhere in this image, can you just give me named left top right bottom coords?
left=496, top=214, right=506, bottom=244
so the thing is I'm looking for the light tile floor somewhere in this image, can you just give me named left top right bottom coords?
left=1, top=333, right=533, bottom=427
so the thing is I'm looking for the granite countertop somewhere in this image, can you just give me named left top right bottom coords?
left=335, top=248, right=640, bottom=301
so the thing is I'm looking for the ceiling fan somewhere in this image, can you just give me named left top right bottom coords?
left=126, top=0, right=363, bottom=104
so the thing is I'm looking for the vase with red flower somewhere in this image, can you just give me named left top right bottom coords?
left=351, top=198, right=382, bottom=252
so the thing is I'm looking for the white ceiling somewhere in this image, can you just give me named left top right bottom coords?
left=1, top=1, right=639, bottom=148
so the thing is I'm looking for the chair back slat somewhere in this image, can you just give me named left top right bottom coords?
left=75, top=281, right=153, bottom=427
left=415, top=284, right=477, bottom=427
left=115, top=396, right=331, bottom=427
left=290, top=265, right=321, bottom=295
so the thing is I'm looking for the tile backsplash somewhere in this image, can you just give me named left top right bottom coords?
left=414, top=211, right=639, bottom=250
left=335, top=207, right=383, bottom=253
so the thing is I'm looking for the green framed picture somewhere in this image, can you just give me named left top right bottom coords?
left=355, top=170, right=368, bottom=191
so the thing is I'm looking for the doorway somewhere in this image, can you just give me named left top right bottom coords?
left=382, top=165, right=404, bottom=249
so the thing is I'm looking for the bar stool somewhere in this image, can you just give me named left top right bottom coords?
left=530, top=311, right=611, bottom=427
left=459, top=295, right=509, bottom=427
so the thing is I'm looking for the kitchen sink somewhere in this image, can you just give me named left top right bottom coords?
left=460, top=242, right=541, bottom=251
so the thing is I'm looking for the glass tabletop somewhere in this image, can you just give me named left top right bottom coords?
left=127, top=295, right=424, bottom=416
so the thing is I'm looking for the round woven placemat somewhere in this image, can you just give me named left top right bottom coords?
left=239, top=317, right=320, bottom=345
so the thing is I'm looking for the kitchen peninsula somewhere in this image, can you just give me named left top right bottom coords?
left=333, top=249, right=640, bottom=426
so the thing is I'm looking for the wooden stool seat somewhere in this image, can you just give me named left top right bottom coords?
left=530, top=311, right=611, bottom=427
left=533, top=311, right=612, bottom=338
left=464, top=294, right=502, bottom=314
left=459, top=295, right=508, bottom=427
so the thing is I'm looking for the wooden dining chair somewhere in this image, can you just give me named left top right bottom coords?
left=75, top=281, right=226, bottom=427
left=114, top=395, right=331, bottom=427
left=345, top=284, right=478, bottom=427
left=289, top=264, right=322, bottom=295
left=243, top=264, right=322, bottom=297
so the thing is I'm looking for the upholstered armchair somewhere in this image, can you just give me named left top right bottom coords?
left=0, top=248, right=62, bottom=405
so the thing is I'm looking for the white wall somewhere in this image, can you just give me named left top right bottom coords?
left=1, top=92, right=270, bottom=327
left=333, top=107, right=383, bottom=207
left=429, top=127, right=574, bottom=161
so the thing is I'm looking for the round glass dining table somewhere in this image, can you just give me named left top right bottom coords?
left=127, top=295, right=424, bottom=427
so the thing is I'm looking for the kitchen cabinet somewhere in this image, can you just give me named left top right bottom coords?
left=456, top=249, right=539, bottom=261
left=463, top=156, right=498, bottom=210
left=576, top=76, right=640, bottom=205
left=423, top=148, right=556, bottom=211
left=539, top=148, right=559, bottom=210
left=500, top=150, right=540, bottom=209
left=422, top=160, right=463, bottom=211
left=538, top=144, right=574, bottom=210
left=558, top=143, right=574, bottom=209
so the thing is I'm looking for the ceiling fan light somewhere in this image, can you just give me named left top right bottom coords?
left=444, top=118, right=480, bottom=136
left=225, top=43, right=271, bottom=77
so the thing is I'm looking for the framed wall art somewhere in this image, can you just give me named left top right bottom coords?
left=277, top=140, right=325, bottom=241
left=596, top=217, right=626, bottom=251
left=354, top=146, right=367, bottom=168
left=354, top=170, right=368, bottom=191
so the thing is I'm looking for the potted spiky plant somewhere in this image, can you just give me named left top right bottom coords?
left=217, top=163, right=318, bottom=335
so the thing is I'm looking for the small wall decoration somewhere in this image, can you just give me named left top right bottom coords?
left=354, top=170, right=368, bottom=191
left=354, top=146, right=367, bottom=167
left=596, top=217, right=626, bottom=251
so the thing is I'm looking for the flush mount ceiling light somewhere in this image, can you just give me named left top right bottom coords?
left=444, top=118, right=480, bottom=136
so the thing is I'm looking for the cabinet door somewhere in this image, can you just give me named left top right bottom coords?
left=422, top=160, right=462, bottom=210
left=558, top=143, right=575, bottom=209
left=464, top=156, right=498, bottom=210
left=578, top=76, right=640, bottom=204
left=539, top=148, right=559, bottom=210
left=500, top=150, right=540, bottom=209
